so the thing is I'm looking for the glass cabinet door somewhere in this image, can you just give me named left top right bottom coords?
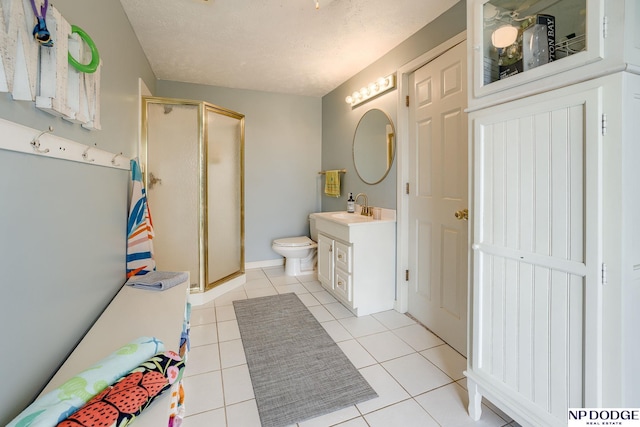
left=470, top=0, right=603, bottom=98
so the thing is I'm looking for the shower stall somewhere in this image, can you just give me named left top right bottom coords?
left=141, top=96, right=244, bottom=293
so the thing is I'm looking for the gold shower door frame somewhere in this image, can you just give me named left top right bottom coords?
left=141, top=96, right=245, bottom=293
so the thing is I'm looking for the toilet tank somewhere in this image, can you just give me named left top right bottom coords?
left=309, top=215, right=318, bottom=241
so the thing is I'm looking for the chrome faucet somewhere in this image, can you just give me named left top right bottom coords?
left=354, top=193, right=372, bottom=216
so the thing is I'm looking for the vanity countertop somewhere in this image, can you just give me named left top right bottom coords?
left=311, top=209, right=396, bottom=226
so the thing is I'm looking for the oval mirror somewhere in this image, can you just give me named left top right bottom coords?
left=353, top=109, right=395, bottom=184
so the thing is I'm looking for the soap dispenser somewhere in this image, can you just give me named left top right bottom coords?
left=347, top=193, right=355, bottom=213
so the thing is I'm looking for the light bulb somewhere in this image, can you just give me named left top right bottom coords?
left=360, top=87, right=369, bottom=97
left=491, top=25, right=518, bottom=48
left=345, top=95, right=353, bottom=104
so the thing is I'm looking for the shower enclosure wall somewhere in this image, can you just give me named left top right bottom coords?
left=141, top=96, right=244, bottom=293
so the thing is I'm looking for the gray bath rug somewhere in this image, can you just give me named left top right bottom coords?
left=233, top=293, right=377, bottom=427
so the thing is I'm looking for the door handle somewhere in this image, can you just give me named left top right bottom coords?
left=454, top=208, right=468, bottom=221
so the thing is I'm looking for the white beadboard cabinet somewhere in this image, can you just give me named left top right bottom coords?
left=465, top=1, right=640, bottom=424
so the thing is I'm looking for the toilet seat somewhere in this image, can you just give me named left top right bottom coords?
left=273, top=236, right=314, bottom=247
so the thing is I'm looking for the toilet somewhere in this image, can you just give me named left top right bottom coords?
left=272, top=215, right=318, bottom=276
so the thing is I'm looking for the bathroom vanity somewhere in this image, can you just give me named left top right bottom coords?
left=311, top=210, right=396, bottom=316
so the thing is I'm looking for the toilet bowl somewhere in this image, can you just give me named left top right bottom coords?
left=272, top=215, right=318, bottom=276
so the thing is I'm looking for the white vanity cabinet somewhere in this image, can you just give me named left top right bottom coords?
left=312, top=212, right=396, bottom=316
left=467, top=0, right=640, bottom=110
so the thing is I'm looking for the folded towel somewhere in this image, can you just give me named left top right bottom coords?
left=324, top=170, right=341, bottom=198
left=126, top=270, right=188, bottom=291
left=56, top=351, right=185, bottom=427
left=7, top=336, right=164, bottom=427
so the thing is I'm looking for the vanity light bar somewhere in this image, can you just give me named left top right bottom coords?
left=345, top=74, right=396, bottom=107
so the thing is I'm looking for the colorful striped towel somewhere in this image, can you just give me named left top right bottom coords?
left=126, top=158, right=156, bottom=277
left=324, top=170, right=341, bottom=198
left=7, top=336, right=164, bottom=427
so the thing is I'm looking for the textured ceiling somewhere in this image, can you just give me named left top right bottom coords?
left=119, top=0, right=459, bottom=97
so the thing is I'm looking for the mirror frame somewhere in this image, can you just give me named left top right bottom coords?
left=352, top=108, right=396, bottom=185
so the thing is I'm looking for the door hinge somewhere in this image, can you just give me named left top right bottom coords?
left=405, top=270, right=409, bottom=281
left=601, top=113, right=607, bottom=135
left=602, top=263, right=608, bottom=285
left=406, top=95, right=410, bottom=107
left=405, top=182, right=410, bottom=194
left=603, top=16, right=608, bottom=39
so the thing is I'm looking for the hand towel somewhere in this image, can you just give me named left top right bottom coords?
left=125, top=270, right=188, bottom=291
left=324, top=170, right=341, bottom=198
left=7, top=336, right=164, bottom=427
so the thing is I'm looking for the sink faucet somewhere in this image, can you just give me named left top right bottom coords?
left=354, top=193, right=372, bottom=216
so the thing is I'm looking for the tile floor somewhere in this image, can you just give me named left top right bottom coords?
left=181, top=266, right=522, bottom=427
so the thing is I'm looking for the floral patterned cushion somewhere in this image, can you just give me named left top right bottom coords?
left=56, top=351, right=184, bottom=427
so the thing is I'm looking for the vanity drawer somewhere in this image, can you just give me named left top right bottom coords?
left=334, top=268, right=352, bottom=303
left=334, top=241, right=352, bottom=273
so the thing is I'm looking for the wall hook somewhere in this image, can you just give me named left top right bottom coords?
left=111, top=152, right=123, bottom=166
left=30, top=126, right=53, bottom=154
left=82, top=146, right=95, bottom=162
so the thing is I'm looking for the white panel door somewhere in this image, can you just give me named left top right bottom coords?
left=407, top=41, right=468, bottom=356
left=466, top=85, right=603, bottom=426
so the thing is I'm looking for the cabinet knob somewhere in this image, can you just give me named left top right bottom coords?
left=338, top=254, right=343, bottom=259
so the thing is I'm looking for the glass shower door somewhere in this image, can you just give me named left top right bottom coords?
left=142, top=97, right=244, bottom=293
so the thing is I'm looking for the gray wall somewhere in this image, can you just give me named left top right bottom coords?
left=321, top=1, right=466, bottom=213
left=157, top=81, right=322, bottom=263
left=0, top=0, right=155, bottom=423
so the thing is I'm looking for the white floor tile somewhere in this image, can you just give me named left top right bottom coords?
left=190, top=306, right=216, bottom=326
left=334, top=417, right=369, bottom=427
left=382, top=353, right=453, bottom=396
left=298, top=405, right=362, bottom=427
left=182, top=371, right=224, bottom=414
left=275, top=282, right=310, bottom=294
left=415, top=382, right=507, bottom=426
left=337, top=339, right=377, bottom=369
left=421, top=344, right=467, bottom=380
left=262, top=265, right=285, bottom=277
left=364, top=398, right=439, bottom=427
left=225, top=399, right=262, bottom=427
left=372, top=310, right=416, bottom=330
left=217, top=319, right=241, bottom=342
left=357, top=331, right=415, bottom=362
left=296, top=271, right=318, bottom=282
left=307, top=304, right=335, bottom=322
left=270, top=274, right=300, bottom=286
left=243, top=276, right=273, bottom=290
left=296, top=292, right=321, bottom=307
left=185, top=343, right=220, bottom=376
left=245, top=285, right=278, bottom=299
left=214, top=290, right=247, bottom=307
left=189, top=323, right=218, bottom=346
left=219, top=339, right=247, bottom=369
left=356, top=364, right=410, bottom=414
left=222, top=364, right=255, bottom=405
left=392, top=324, right=444, bottom=351
left=311, top=290, right=338, bottom=304
left=320, top=320, right=353, bottom=342
left=245, top=268, right=267, bottom=279
left=215, top=304, right=236, bottom=322
left=324, top=301, right=355, bottom=319
left=184, top=266, right=498, bottom=427
left=182, top=407, right=226, bottom=426
left=300, top=279, right=324, bottom=292
left=339, top=315, right=387, bottom=338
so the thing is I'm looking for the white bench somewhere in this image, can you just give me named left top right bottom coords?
left=40, top=276, right=189, bottom=426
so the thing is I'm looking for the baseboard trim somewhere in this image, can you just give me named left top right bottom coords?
left=245, top=258, right=284, bottom=270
